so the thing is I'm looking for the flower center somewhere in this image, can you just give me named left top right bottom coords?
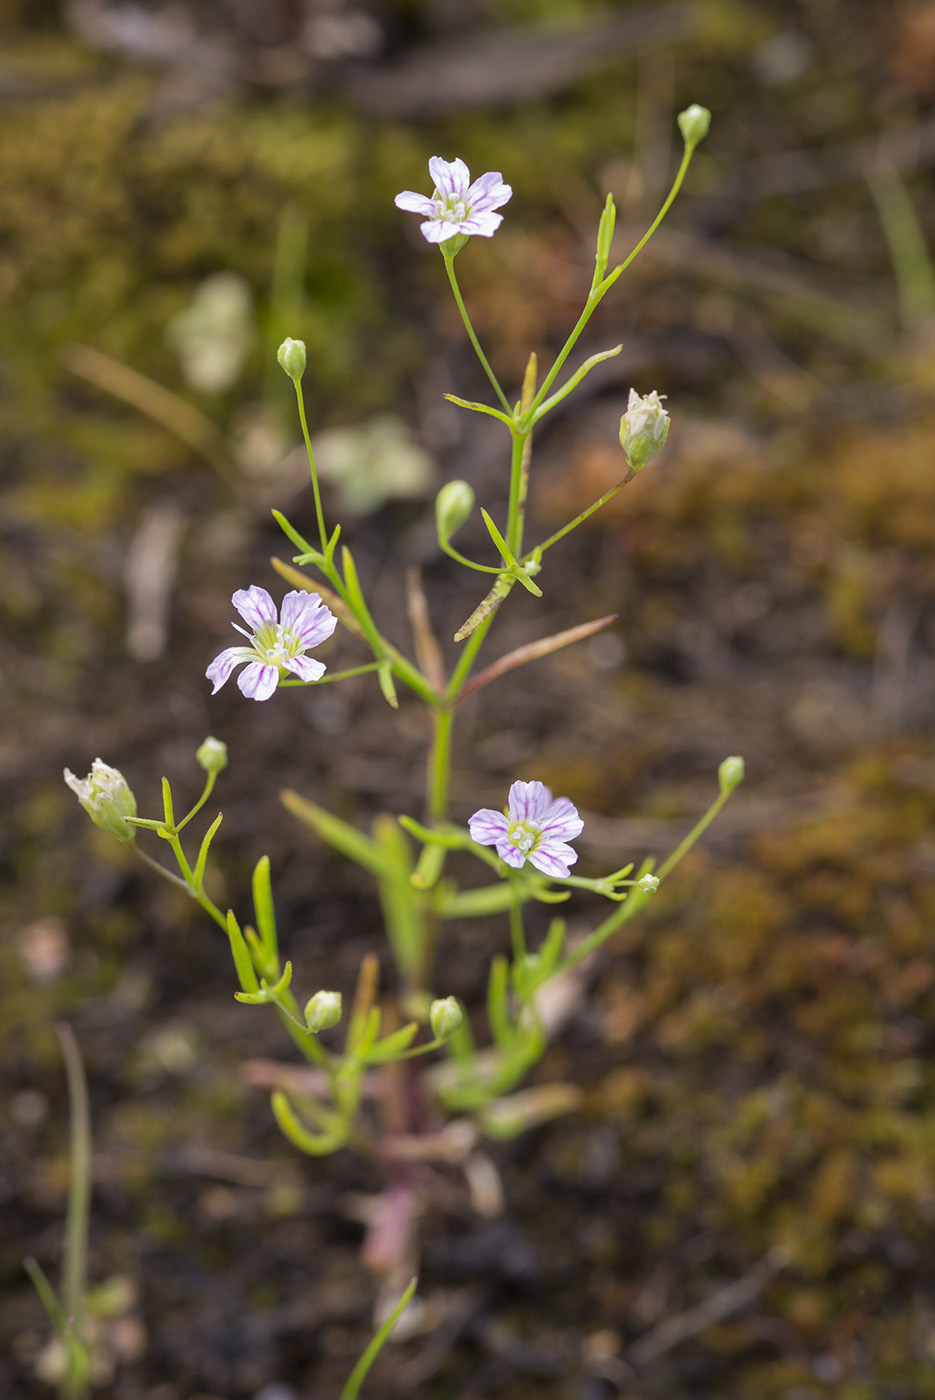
left=508, top=820, right=538, bottom=856
left=254, top=621, right=300, bottom=668
left=436, top=195, right=468, bottom=222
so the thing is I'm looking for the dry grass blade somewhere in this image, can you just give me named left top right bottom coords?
left=459, top=613, right=617, bottom=702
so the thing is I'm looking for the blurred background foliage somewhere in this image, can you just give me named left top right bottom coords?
left=3, top=0, right=935, bottom=1397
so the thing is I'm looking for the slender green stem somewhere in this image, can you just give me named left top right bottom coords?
left=56, top=1025, right=90, bottom=1337
left=655, top=789, right=731, bottom=881
left=428, top=707, right=454, bottom=822
left=505, top=428, right=528, bottom=558
left=509, top=881, right=527, bottom=963
left=446, top=610, right=497, bottom=697
left=506, top=354, right=538, bottom=556
left=527, top=294, right=598, bottom=424
left=175, top=771, right=217, bottom=832
left=529, top=468, right=635, bottom=559
left=292, top=379, right=328, bottom=551
left=525, top=143, right=697, bottom=423
left=134, top=844, right=229, bottom=933
left=280, top=662, right=384, bottom=686
left=442, top=253, right=513, bottom=415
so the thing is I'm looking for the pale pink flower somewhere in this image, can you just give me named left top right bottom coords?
left=206, top=585, right=337, bottom=702
left=469, top=780, right=583, bottom=878
left=395, top=157, right=512, bottom=244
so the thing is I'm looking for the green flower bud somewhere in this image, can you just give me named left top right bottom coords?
left=678, top=104, right=711, bottom=151
left=304, top=990, right=342, bottom=1032
left=718, top=755, right=745, bottom=796
left=429, top=996, right=463, bottom=1041
left=196, top=736, right=228, bottom=775
left=435, top=479, right=475, bottom=545
left=619, top=388, right=670, bottom=471
left=277, top=337, right=307, bottom=382
left=64, top=759, right=137, bottom=843
left=595, top=192, right=617, bottom=278
left=637, top=873, right=660, bottom=894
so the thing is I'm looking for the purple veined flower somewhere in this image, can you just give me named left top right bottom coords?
left=468, top=780, right=583, bottom=879
left=395, top=156, right=512, bottom=244
left=206, top=585, right=337, bottom=702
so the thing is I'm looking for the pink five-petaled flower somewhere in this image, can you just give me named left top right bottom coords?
left=206, top=585, right=337, bottom=702
left=395, top=157, right=512, bottom=244
left=469, top=780, right=583, bottom=879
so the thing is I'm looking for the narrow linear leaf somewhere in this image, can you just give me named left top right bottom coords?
left=339, top=1278, right=419, bottom=1400
left=252, top=855, right=279, bottom=967
left=281, top=790, right=393, bottom=877
left=226, top=910, right=261, bottom=994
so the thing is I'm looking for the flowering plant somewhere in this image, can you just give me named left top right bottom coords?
left=64, top=107, right=742, bottom=1299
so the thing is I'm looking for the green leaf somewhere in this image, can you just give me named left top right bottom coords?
left=281, top=790, right=393, bottom=877
left=251, top=855, right=279, bottom=968
left=339, top=1278, right=418, bottom=1400
left=225, top=910, right=261, bottom=994
left=271, top=1090, right=347, bottom=1157
left=487, top=956, right=512, bottom=1050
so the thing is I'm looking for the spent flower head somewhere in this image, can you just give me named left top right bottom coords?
left=395, top=157, right=512, bottom=245
left=469, top=780, right=583, bottom=879
left=619, top=388, right=670, bottom=471
left=64, top=759, right=137, bottom=843
left=207, top=585, right=337, bottom=703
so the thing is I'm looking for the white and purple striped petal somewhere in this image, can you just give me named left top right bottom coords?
left=237, top=661, right=279, bottom=702
left=206, top=646, right=254, bottom=694
left=539, top=796, right=584, bottom=842
left=206, top=586, right=337, bottom=702
left=284, top=654, right=326, bottom=683
left=232, top=585, right=277, bottom=631
left=280, top=589, right=338, bottom=646
left=469, top=780, right=582, bottom=879
left=528, top=840, right=578, bottom=879
left=508, top=780, right=551, bottom=825
left=396, top=156, right=512, bottom=245
left=468, top=808, right=510, bottom=847
left=429, top=156, right=470, bottom=198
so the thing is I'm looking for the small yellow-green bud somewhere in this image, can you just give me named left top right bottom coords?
left=304, top=990, right=342, bottom=1032
left=637, top=873, right=660, bottom=894
left=435, top=479, right=475, bottom=545
left=196, top=736, right=228, bottom=775
left=277, top=337, right=307, bottom=381
left=718, top=755, right=745, bottom=796
left=595, top=192, right=617, bottom=276
left=619, top=388, right=670, bottom=471
left=678, top=104, right=711, bottom=151
left=64, top=759, right=137, bottom=843
left=429, top=996, right=463, bottom=1040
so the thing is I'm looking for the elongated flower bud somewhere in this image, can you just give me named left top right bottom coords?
left=305, top=990, right=342, bottom=1032
left=678, top=104, right=711, bottom=151
left=435, top=479, right=475, bottom=545
left=196, top=736, right=228, bottom=775
left=718, top=755, right=745, bottom=795
left=619, top=388, right=670, bottom=471
left=595, top=192, right=617, bottom=279
left=64, top=760, right=137, bottom=843
left=429, top=996, right=463, bottom=1040
left=277, top=337, right=307, bottom=382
